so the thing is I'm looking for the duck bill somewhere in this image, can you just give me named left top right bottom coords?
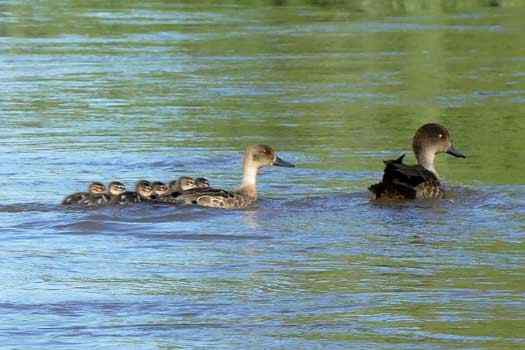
left=446, top=145, right=466, bottom=158
left=273, top=156, right=295, bottom=168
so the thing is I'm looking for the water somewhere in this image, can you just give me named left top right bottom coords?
left=1, top=1, right=525, bottom=349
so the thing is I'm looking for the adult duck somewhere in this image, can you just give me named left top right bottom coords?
left=168, top=144, right=294, bottom=209
left=369, top=123, right=466, bottom=200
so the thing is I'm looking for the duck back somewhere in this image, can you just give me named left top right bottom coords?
left=157, top=187, right=251, bottom=209
left=369, top=154, right=443, bottom=200
left=62, top=192, right=89, bottom=205
left=114, top=191, right=141, bottom=205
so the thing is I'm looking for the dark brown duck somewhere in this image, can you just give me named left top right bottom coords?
left=369, top=123, right=466, bottom=200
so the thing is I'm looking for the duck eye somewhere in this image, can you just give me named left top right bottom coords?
left=438, top=133, right=443, bottom=139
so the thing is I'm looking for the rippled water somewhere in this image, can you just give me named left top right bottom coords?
left=1, top=1, right=525, bottom=349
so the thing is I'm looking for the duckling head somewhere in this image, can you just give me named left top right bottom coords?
left=136, top=180, right=153, bottom=199
left=108, top=181, right=126, bottom=196
left=170, top=176, right=196, bottom=192
left=195, top=177, right=210, bottom=189
left=412, top=123, right=465, bottom=174
left=88, top=182, right=106, bottom=194
left=152, top=181, right=170, bottom=196
left=245, top=144, right=295, bottom=169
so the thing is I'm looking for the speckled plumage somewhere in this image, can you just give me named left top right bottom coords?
left=62, top=192, right=90, bottom=205
left=62, top=182, right=107, bottom=206
left=80, top=193, right=111, bottom=207
left=157, top=145, right=294, bottom=209
left=170, top=187, right=255, bottom=209
left=116, top=191, right=141, bottom=205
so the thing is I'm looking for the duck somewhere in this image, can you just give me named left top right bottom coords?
left=151, top=181, right=170, bottom=199
left=116, top=180, right=153, bottom=205
left=80, top=181, right=128, bottom=207
left=153, top=176, right=206, bottom=204
left=107, top=181, right=127, bottom=204
left=168, top=176, right=198, bottom=194
left=194, top=177, right=210, bottom=188
left=62, top=182, right=106, bottom=205
left=171, top=144, right=295, bottom=209
left=369, top=123, right=466, bottom=200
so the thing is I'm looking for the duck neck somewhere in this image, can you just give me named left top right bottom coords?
left=237, top=156, right=258, bottom=199
left=416, top=149, right=438, bottom=176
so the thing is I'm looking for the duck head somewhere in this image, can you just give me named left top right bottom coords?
left=239, top=144, right=295, bottom=199
left=244, top=144, right=295, bottom=169
left=152, top=181, right=170, bottom=197
left=108, top=181, right=126, bottom=196
left=412, top=123, right=465, bottom=174
left=169, top=176, right=196, bottom=193
left=195, top=177, right=210, bottom=189
left=136, top=180, right=153, bottom=199
left=88, top=182, right=106, bottom=194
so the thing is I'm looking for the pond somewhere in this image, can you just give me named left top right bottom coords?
left=1, top=1, right=524, bottom=349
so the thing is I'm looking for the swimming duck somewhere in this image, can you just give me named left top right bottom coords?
left=62, top=182, right=106, bottom=205
left=152, top=176, right=206, bottom=204
left=80, top=181, right=128, bottom=207
left=117, top=180, right=153, bottom=205
left=369, top=123, right=466, bottom=200
left=172, top=144, right=295, bottom=209
left=107, top=181, right=127, bottom=204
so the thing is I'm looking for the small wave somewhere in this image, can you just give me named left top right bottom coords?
left=0, top=203, right=59, bottom=213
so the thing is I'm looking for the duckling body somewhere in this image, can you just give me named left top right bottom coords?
left=62, top=192, right=88, bottom=206
left=369, top=123, right=465, bottom=201
left=172, top=145, right=294, bottom=209
left=107, top=181, right=127, bottom=205
left=154, top=176, right=202, bottom=204
left=62, top=182, right=106, bottom=206
left=116, top=191, right=140, bottom=205
left=116, top=180, right=153, bottom=205
left=81, top=193, right=111, bottom=207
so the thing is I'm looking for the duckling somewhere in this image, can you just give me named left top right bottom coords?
left=369, top=123, right=466, bottom=200
left=79, top=181, right=128, bottom=208
left=107, top=181, right=127, bottom=204
left=62, top=182, right=106, bottom=205
left=152, top=176, right=197, bottom=204
left=169, top=176, right=197, bottom=194
left=172, top=144, right=294, bottom=209
left=117, top=180, right=153, bottom=205
left=151, top=181, right=170, bottom=199
left=194, top=177, right=210, bottom=189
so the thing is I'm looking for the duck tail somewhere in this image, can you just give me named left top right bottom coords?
left=384, top=153, right=405, bottom=166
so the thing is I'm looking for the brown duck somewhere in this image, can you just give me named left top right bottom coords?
left=62, top=182, right=106, bottom=206
left=169, top=144, right=294, bottom=209
left=116, top=180, right=154, bottom=205
left=369, top=123, right=466, bottom=200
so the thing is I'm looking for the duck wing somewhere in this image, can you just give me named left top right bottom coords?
left=155, top=187, right=252, bottom=208
left=369, top=154, right=440, bottom=200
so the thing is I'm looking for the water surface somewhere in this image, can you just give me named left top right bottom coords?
left=1, top=1, right=525, bottom=349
